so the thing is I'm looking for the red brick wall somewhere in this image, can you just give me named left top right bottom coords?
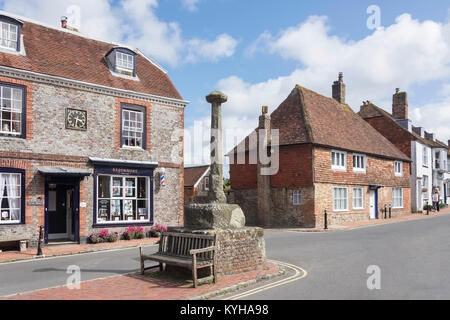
left=271, top=144, right=313, bottom=188
left=229, top=151, right=258, bottom=190
left=363, top=116, right=413, bottom=158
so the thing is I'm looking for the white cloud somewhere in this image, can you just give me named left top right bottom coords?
left=219, top=13, right=450, bottom=144
left=0, top=0, right=236, bottom=67
left=181, top=0, right=201, bottom=12
left=186, top=34, right=238, bottom=63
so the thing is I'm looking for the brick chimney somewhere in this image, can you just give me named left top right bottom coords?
left=392, top=88, right=408, bottom=120
left=332, top=72, right=346, bottom=104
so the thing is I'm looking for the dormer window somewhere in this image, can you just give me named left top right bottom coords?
left=105, top=47, right=137, bottom=79
left=0, top=15, right=22, bottom=53
left=116, top=52, right=134, bottom=75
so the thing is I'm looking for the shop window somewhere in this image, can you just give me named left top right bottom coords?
left=97, top=175, right=149, bottom=223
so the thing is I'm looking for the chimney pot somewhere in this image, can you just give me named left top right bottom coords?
left=332, top=72, right=346, bottom=104
left=61, top=16, right=68, bottom=28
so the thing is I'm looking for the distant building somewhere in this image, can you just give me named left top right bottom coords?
left=228, top=74, right=411, bottom=228
left=359, top=90, right=448, bottom=211
left=184, top=165, right=210, bottom=204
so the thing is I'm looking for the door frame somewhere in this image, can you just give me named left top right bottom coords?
left=44, top=178, right=80, bottom=244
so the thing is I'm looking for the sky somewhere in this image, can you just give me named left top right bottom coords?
left=1, top=0, right=450, bottom=175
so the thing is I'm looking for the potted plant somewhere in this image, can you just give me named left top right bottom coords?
left=150, top=223, right=167, bottom=238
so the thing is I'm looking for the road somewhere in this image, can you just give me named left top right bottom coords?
left=230, top=213, right=450, bottom=300
left=1, top=214, right=449, bottom=299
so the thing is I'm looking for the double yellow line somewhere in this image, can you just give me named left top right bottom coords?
left=222, top=260, right=308, bottom=300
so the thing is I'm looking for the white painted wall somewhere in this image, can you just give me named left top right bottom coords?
left=412, top=141, right=433, bottom=211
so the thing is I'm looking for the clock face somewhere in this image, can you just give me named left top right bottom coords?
left=66, top=109, right=87, bottom=131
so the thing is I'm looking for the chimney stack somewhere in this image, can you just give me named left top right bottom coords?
left=332, top=72, right=346, bottom=104
left=61, top=16, right=68, bottom=29
left=392, top=88, right=408, bottom=120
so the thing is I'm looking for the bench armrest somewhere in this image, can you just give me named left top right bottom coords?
left=190, top=246, right=216, bottom=255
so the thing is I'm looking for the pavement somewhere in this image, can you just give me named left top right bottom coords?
left=1, top=261, right=281, bottom=300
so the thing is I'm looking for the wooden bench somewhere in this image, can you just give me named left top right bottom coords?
left=0, top=238, right=29, bottom=252
left=139, top=232, right=217, bottom=288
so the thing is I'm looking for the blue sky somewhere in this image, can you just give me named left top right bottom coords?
left=1, top=0, right=450, bottom=170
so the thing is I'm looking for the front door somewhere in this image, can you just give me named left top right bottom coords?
left=369, top=190, right=377, bottom=219
left=45, top=180, right=80, bottom=243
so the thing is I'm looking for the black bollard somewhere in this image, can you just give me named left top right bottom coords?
left=426, top=201, right=429, bottom=215
left=384, top=205, right=387, bottom=219
left=389, top=206, right=391, bottom=219
left=324, top=210, right=328, bottom=230
left=37, top=225, right=43, bottom=256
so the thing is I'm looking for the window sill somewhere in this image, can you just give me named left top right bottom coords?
left=121, top=146, right=145, bottom=151
left=353, top=169, right=366, bottom=173
left=333, top=209, right=349, bottom=213
left=93, top=221, right=153, bottom=228
left=332, top=167, right=347, bottom=172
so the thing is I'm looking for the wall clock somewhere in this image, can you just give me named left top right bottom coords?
left=66, top=108, right=87, bottom=131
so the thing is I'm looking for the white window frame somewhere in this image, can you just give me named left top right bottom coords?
left=331, top=150, right=347, bottom=171
left=352, top=154, right=366, bottom=173
left=293, top=190, right=301, bottom=206
left=0, top=85, right=23, bottom=137
left=352, top=187, right=364, bottom=210
left=0, top=172, right=21, bottom=224
left=0, top=22, right=18, bottom=51
left=96, top=175, right=150, bottom=224
left=116, top=51, right=134, bottom=74
left=121, top=109, right=144, bottom=149
left=333, top=187, right=348, bottom=212
left=392, top=188, right=403, bottom=208
left=394, top=161, right=403, bottom=176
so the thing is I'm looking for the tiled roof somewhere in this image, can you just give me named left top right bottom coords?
left=0, top=13, right=183, bottom=100
left=229, top=85, right=410, bottom=161
left=184, top=165, right=209, bottom=187
left=358, top=103, right=448, bottom=149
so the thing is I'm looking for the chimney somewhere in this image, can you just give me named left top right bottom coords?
left=448, top=140, right=450, bottom=147
left=61, top=16, right=68, bottom=29
left=259, top=106, right=270, bottom=131
left=332, top=72, right=346, bottom=104
left=392, top=88, right=408, bottom=120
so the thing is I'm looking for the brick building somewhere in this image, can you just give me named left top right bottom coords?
left=184, top=165, right=210, bottom=204
left=0, top=12, right=187, bottom=247
left=359, top=90, right=448, bottom=211
left=228, top=74, right=411, bottom=228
